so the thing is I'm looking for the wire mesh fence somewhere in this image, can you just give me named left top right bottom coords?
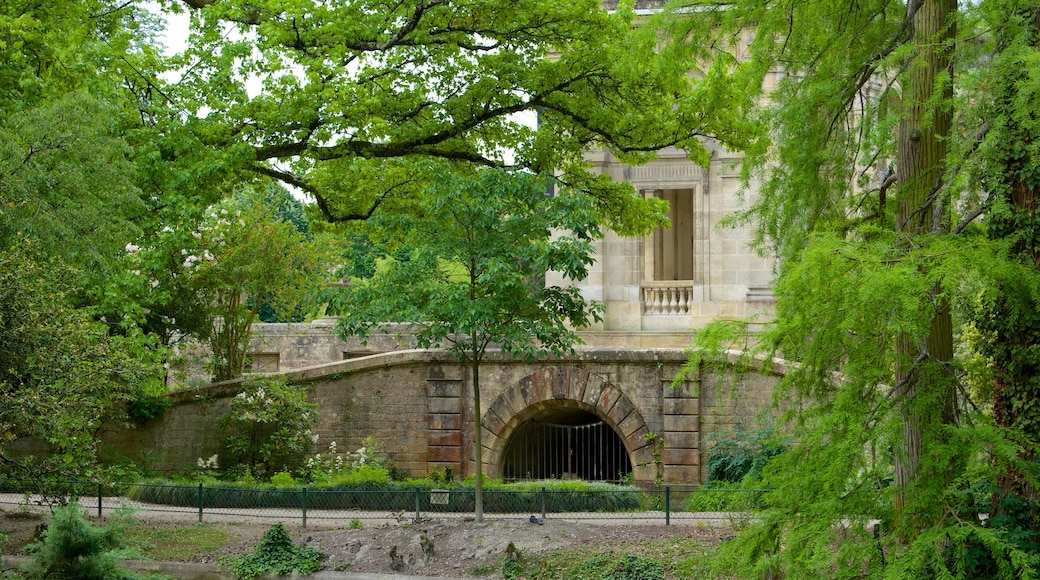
left=0, top=480, right=765, bottom=528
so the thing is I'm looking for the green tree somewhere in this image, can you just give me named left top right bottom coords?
left=122, top=186, right=337, bottom=382
left=0, top=245, right=159, bottom=486
left=160, top=0, right=763, bottom=234
left=656, top=0, right=1040, bottom=575
left=337, top=167, right=603, bottom=521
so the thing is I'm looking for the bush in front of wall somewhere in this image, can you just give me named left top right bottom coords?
left=126, top=477, right=648, bottom=513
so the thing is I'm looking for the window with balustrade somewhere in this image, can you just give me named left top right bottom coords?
left=642, top=187, right=702, bottom=316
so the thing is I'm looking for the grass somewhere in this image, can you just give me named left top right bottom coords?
left=509, top=537, right=719, bottom=579
left=125, top=522, right=232, bottom=561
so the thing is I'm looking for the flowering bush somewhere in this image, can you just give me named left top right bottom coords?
left=299, top=436, right=391, bottom=484
left=220, top=376, right=317, bottom=477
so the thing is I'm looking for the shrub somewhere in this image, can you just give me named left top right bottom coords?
left=127, top=395, right=172, bottom=424
left=567, top=553, right=664, bottom=580
left=269, top=471, right=297, bottom=487
left=219, top=376, right=317, bottom=476
left=23, top=503, right=148, bottom=580
left=126, top=478, right=649, bottom=513
left=704, top=423, right=787, bottom=484
left=684, top=479, right=769, bottom=511
left=224, top=523, right=324, bottom=580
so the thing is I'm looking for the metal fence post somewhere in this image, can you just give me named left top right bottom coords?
left=197, top=482, right=204, bottom=523
left=302, top=487, right=308, bottom=528
left=665, top=487, right=671, bottom=526
left=98, top=483, right=103, bottom=518
left=415, top=488, right=421, bottom=522
left=541, top=487, right=546, bottom=520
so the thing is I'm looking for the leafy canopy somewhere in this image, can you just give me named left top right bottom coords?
left=163, top=0, right=765, bottom=235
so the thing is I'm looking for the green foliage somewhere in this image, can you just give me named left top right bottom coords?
left=219, top=376, right=318, bottom=476
left=648, top=0, right=1040, bottom=574
left=164, top=0, right=759, bottom=238
left=684, top=479, right=769, bottom=512
left=299, top=437, right=393, bottom=485
left=562, top=553, right=664, bottom=580
left=703, top=423, right=787, bottom=484
left=224, top=523, right=324, bottom=580
left=337, top=167, right=604, bottom=362
left=23, top=503, right=146, bottom=580
left=126, top=478, right=647, bottom=513
left=127, top=395, right=173, bottom=424
left=0, top=245, right=160, bottom=486
left=268, top=471, right=297, bottom=488
left=337, top=166, right=607, bottom=520
left=118, top=186, right=337, bottom=382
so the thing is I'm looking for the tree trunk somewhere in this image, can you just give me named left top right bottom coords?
left=471, top=332, right=484, bottom=523
left=892, top=0, right=958, bottom=516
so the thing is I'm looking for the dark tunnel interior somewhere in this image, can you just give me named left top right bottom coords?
left=500, top=408, right=632, bottom=483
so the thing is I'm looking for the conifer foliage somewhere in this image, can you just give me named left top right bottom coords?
left=658, top=0, right=1040, bottom=576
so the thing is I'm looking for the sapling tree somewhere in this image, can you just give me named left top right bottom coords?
left=337, top=166, right=603, bottom=521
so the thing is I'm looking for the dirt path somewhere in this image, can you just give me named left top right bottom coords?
left=0, top=495, right=739, bottom=578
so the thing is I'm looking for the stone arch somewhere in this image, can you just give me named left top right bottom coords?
left=482, top=366, right=656, bottom=482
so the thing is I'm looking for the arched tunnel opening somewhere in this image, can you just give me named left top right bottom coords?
left=501, top=408, right=632, bottom=483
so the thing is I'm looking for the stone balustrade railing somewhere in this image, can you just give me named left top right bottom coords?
left=642, top=282, right=695, bottom=316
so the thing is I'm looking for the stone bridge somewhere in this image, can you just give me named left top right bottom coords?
left=105, top=348, right=779, bottom=485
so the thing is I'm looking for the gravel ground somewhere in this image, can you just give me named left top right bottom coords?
left=0, top=494, right=740, bottom=578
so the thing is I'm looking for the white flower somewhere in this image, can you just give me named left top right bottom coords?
left=125, top=243, right=140, bottom=253
left=150, top=279, right=160, bottom=288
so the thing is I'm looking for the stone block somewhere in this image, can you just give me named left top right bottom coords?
left=428, top=431, right=461, bottom=447
left=664, top=398, right=699, bottom=416
left=501, top=385, right=528, bottom=417
left=428, top=380, right=462, bottom=398
left=664, top=464, right=700, bottom=484
left=570, top=368, right=590, bottom=401
left=552, top=367, right=570, bottom=399
left=663, top=431, right=699, bottom=449
left=607, top=395, right=635, bottom=427
left=529, top=371, right=553, bottom=404
left=429, top=446, right=461, bottom=462
left=482, top=407, right=506, bottom=435
left=582, top=377, right=606, bottom=408
left=664, top=415, right=696, bottom=432
left=617, top=410, right=644, bottom=439
left=428, top=397, right=460, bottom=414
left=625, top=425, right=650, bottom=453
left=664, top=448, right=700, bottom=466
left=428, top=414, right=461, bottom=430
left=598, top=385, right=622, bottom=415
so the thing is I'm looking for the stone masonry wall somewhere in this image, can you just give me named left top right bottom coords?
left=101, top=348, right=781, bottom=485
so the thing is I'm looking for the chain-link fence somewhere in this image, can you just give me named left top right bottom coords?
left=0, top=480, right=765, bottom=528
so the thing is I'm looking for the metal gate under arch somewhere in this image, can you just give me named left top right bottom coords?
left=500, top=418, right=632, bottom=483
